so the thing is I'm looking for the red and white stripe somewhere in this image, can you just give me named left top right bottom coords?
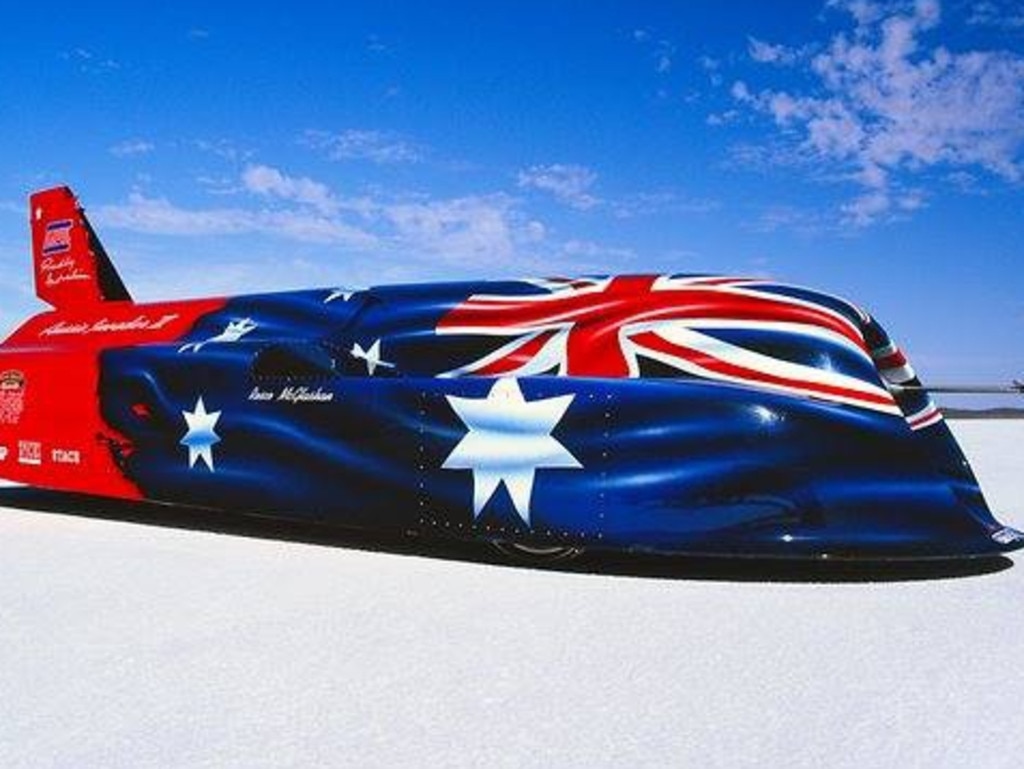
left=906, top=402, right=944, bottom=431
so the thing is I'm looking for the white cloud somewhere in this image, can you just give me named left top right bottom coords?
left=699, top=55, right=720, bottom=71
left=61, top=47, right=119, bottom=73
left=93, top=158, right=670, bottom=276
left=303, top=129, right=421, bottom=164
left=747, top=205, right=830, bottom=236
left=706, top=110, right=740, bottom=126
left=747, top=37, right=800, bottom=65
left=731, top=80, right=753, bottom=102
left=94, top=192, right=378, bottom=249
left=110, top=139, right=155, bottom=157
left=194, top=138, right=251, bottom=163
left=242, top=165, right=338, bottom=214
left=966, top=1, right=1024, bottom=30
left=655, top=41, right=675, bottom=73
left=632, top=29, right=676, bottom=75
left=736, top=0, right=1024, bottom=224
left=517, top=164, right=599, bottom=210
left=384, top=195, right=520, bottom=262
left=611, top=191, right=719, bottom=218
left=365, top=34, right=389, bottom=53
left=826, top=0, right=885, bottom=27
left=96, top=194, right=251, bottom=236
left=561, top=239, right=635, bottom=261
left=96, top=170, right=544, bottom=268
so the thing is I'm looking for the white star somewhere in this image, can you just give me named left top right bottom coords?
left=443, top=377, right=580, bottom=525
left=324, top=288, right=356, bottom=303
left=180, top=397, right=222, bottom=471
left=178, top=317, right=257, bottom=353
left=351, top=339, right=394, bottom=376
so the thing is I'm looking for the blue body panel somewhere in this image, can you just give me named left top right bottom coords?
left=94, top=283, right=1021, bottom=560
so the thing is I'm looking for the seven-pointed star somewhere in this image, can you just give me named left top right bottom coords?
left=180, top=396, right=222, bottom=471
left=443, top=377, right=581, bottom=525
left=351, top=339, right=395, bottom=376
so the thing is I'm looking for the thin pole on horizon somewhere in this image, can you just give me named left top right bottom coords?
left=889, top=380, right=1024, bottom=396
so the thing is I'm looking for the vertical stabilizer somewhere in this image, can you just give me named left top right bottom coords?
left=30, top=186, right=131, bottom=309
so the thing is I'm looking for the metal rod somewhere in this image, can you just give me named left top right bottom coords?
left=890, top=380, right=1023, bottom=395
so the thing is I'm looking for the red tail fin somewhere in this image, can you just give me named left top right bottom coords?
left=30, top=186, right=131, bottom=309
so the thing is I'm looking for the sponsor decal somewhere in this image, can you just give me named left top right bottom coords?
left=248, top=385, right=335, bottom=404
left=0, top=446, right=8, bottom=461
left=41, top=218, right=73, bottom=255
left=39, top=314, right=181, bottom=338
left=51, top=448, right=81, bottom=465
left=18, top=440, right=42, bottom=466
left=0, top=370, right=26, bottom=425
left=1, top=370, right=26, bottom=391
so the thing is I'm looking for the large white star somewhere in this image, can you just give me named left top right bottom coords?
left=180, top=397, right=222, bottom=471
left=443, top=377, right=581, bottom=525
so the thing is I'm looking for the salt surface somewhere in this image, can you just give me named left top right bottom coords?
left=1, top=422, right=1021, bottom=768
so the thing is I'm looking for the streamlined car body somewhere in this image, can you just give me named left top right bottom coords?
left=1, top=186, right=1021, bottom=560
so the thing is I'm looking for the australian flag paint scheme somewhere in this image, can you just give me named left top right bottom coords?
left=2, top=186, right=1021, bottom=561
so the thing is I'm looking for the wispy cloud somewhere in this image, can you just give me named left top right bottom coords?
left=611, top=191, right=719, bottom=218
left=60, top=47, right=119, bottom=73
left=94, top=192, right=378, bottom=249
left=95, top=166, right=550, bottom=270
left=966, top=1, right=1024, bottom=31
left=561, top=239, right=635, bottom=261
left=734, top=0, right=1024, bottom=224
left=384, top=194, right=525, bottom=262
left=745, top=205, right=831, bottom=237
left=632, top=29, right=676, bottom=74
left=241, top=165, right=339, bottom=215
left=303, top=129, right=421, bottom=164
left=698, top=55, right=724, bottom=87
left=365, top=34, right=389, bottom=54
left=194, top=138, right=252, bottom=163
left=747, top=37, right=802, bottom=65
left=110, top=139, right=155, bottom=157
left=517, top=164, right=600, bottom=210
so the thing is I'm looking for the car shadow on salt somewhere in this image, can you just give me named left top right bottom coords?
left=0, top=486, right=1013, bottom=583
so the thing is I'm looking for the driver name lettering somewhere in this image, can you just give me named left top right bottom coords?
left=249, top=386, right=334, bottom=403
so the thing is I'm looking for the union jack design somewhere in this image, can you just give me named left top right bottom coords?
left=870, top=340, right=943, bottom=430
left=437, top=274, right=903, bottom=416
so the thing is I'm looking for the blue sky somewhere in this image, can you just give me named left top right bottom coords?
left=1, top=0, right=1022, bottom=400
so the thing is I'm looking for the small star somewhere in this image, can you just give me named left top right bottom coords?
left=180, top=397, right=222, bottom=471
left=351, top=339, right=394, bottom=376
left=324, top=288, right=356, bottom=303
left=443, top=378, right=580, bottom=525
